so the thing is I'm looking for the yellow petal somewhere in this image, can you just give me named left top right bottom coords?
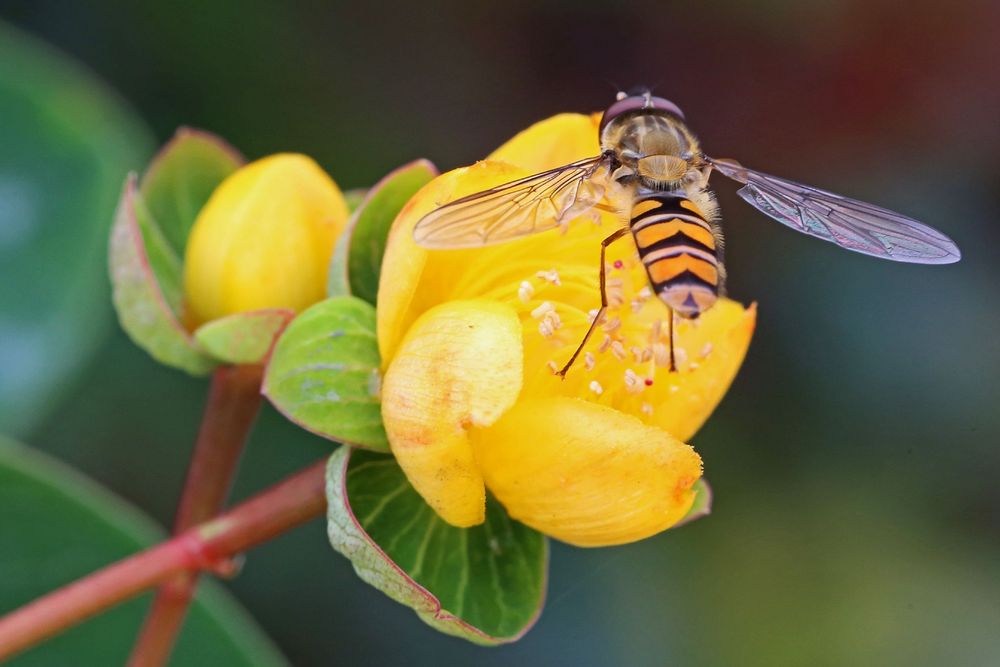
left=183, top=153, right=348, bottom=325
left=471, top=396, right=701, bottom=547
left=488, top=112, right=602, bottom=172
left=646, top=301, right=756, bottom=441
left=377, top=160, right=530, bottom=363
left=381, top=299, right=523, bottom=527
left=522, top=298, right=757, bottom=443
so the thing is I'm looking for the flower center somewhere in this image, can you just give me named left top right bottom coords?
left=472, top=225, right=718, bottom=426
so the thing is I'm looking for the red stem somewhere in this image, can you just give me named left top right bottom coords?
left=128, top=364, right=263, bottom=667
left=173, top=364, right=264, bottom=531
left=0, top=458, right=329, bottom=663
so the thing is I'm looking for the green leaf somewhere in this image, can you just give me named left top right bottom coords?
left=328, top=160, right=436, bottom=303
left=0, top=21, right=154, bottom=434
left=0, top=437, right=287, bottom=666
left=326, top=448, right=547, bottom=645
left=263, top=297, right=388, bottom=451
left=109, top=177, right=216, bottom=375
left=139, top=127, right=244, bottom=255
left=676, top=478, right=712, bottom=527
left=194, top=309, right=294, bottom=365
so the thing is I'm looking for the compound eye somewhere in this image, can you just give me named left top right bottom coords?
left=599, top=94, right=686, bottom=134
left=649, top=96, right=685, bottom=120
left=599, top=95, right=647, bottom=133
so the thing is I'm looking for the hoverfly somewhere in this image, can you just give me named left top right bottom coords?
left=413, top=89, right=962, bottom=377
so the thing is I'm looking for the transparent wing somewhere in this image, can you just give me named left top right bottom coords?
left=413, top=155, right=613, bottom=248
left=709, top=157, right=961, bottom=264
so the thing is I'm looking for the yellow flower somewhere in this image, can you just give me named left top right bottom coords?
left=378, top=113, right=756, bottom=547
left=183, top=153, right=349, bottom=325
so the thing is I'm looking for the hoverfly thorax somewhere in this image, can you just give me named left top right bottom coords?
left=599, top=92, right=701, bottom=190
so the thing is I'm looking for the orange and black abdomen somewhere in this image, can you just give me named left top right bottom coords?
left=630, top=191, right=719, bottom=318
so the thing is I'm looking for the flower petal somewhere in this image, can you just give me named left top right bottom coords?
left=377, top=161, right=529, bottom=364
left=646, top=301, right=757, bottom=441
left=488, top=113, right=602, bottom=172
left=382, top=299, right=523, bottom=527
left=378, top=113, right=612, bottom=366
left=522, top=299, right=757, bottom=443
left=470, top=396, right=702, bottom=547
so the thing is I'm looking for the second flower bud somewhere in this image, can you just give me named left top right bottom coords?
left=183, top=153, right=349, bottom=326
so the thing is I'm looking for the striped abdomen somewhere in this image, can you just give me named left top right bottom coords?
left=630, top=190, right=720, bottom=318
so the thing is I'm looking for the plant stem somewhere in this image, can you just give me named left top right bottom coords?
left=0, top=458, right=329, bottom=662
left=128, top=364, right=263, bottom=667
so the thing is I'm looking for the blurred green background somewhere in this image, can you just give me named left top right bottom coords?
left=1, top=1, right=998, bottom=665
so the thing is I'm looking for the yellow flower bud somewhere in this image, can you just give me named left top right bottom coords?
left=183, top=153, right=349, bottom=325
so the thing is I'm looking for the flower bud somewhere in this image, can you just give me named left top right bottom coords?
left=183, top=153, right=348, bottom=325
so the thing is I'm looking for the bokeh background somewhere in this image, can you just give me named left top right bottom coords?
left=2, top=1, right=999, bottom=665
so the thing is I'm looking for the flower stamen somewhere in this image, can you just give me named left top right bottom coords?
left=518, top=280, right=535, bottom=304
left=653, top=343, right=671, bottom=367
left=602, top=316, right=622, bottom=333
left=649, top=319, right=662, bottom=342
left=535, top=269, right=561, bottom=286
left=624, top=369, right=644, bottom=394
left=531, top=301, right=554, bottom=319
left=538, top=309, right=562, bottom=338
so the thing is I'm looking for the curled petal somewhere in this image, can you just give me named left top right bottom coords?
left=471, top=397, right=702, bottom=547
left=382, top=300, right=523, bottom=527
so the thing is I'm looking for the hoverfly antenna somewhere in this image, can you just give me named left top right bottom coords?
left=600, top=77, right=627, bottom=101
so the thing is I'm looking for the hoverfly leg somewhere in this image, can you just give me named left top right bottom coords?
left=667, top=308, right=677, bottom=373
left=557, top=227, right=630, bottom=378
left=593, top=202, right=620, bottom=214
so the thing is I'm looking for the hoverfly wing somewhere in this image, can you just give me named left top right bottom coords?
left=413, top=155, right=613, bottom=248
left=709, top=157, right=961, bottom=264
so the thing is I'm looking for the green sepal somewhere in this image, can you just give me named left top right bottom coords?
left=326, top=448, right=547, bottom=644
left=342, top=187, right=369, bottom=213
left=263, top=297, right=388, bottom=451
left=108, top=175, right=215, bottom=375
left=194, top=309, right=294, bottom=365
left=676, top=478, right=713, bottom=527
left=328, top=159, right=437, bottom=302
left=139, top=127, right=244, bottom=255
